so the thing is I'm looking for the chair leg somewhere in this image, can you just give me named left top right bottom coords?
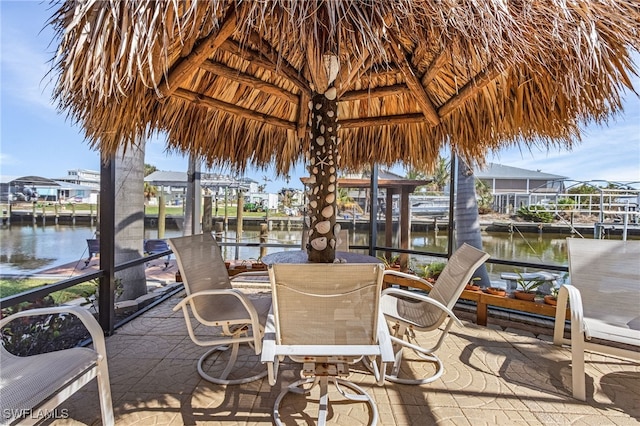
left=273, top=376, right=378, bottom=426
left=96, top=361, right=115, bottom=425
left=380, top=326, right=445, bottom=385
left=197, top=342, right=267, bottom=385
left=384, top=345, right=444, bottom=385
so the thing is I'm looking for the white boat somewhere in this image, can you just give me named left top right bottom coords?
left=410, top=197, right=449, bottom=217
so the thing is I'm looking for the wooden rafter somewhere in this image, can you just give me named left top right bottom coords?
left=336, top=50, right=372, bottom=97
left=439, top=62, right=503, bottom=118
left=387, top=36, right=440, bottom=126
left=368, top=66, right=401, bottom=80
left=340, top=113, right=425, bottom=128
left=158, top=10, right=237, bottom=99
left=173, top=88, right=296, bottom=130
left=199, top=60, right=299, bottom=104
left=421, top=50, right=448, bottom=86
left=219, top=39, right=311, bottom=98
left=296, top=91, right=310, bottom=139
left=247, top=31, right=312, bottom=96
left=340, top=84, right=411, bottom=102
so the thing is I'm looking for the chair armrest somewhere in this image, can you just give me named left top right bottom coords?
left=383, top=270, right=433, bottom=292
left=174, top=288, right=264, bottom=353
left=553, top=284, right=584, bottom=346
left=0, top=306, right=107, bottom=359
left=382, top=287, right=463, bottom=327
left=373, top=310, right=395, bottom=385
left=173, top=288, right=258, bottom=314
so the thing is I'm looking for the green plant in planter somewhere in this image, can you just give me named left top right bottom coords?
left=425, top=261, right=446, bottom=280
left=378, top=254, right=401, bottom=269
left=544, top=286, right=560, bottom=305
left=515, top=272, right=545, bottom=293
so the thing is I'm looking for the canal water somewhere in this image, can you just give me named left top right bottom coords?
left=0, top=222, right=634, bottom=279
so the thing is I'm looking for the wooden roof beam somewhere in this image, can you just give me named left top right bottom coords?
left=387, top=38, right=440, bottom=127
left=439, top=62, right=503, bottom=118
left=158, top=10, right=237, bottom=99
left=173, top=88, right=296, bottom=130
left=368, top=66, right=402, bottom=80
left=336, top=50, right=372, bottom=97
left=246, top=31, right=312, bottom=96
left=296, top=91, right=310, bottom=140
left=219, top=39, right=311, bottom=97
left=340, top=84, right=411, bottom=102
left=421, top=50, right=448, bottom=86
left=199, top=60, right=299, bottom=104
left=340, top=113, right=426, bottom=128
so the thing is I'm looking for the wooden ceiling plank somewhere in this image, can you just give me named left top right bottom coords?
left=340, top=84, right=411, bottom=102
left=439, top=62, right=503, bottom=118
left=387, top=36, right=440, bottom=126
left=340, top=113, right=426, bottom=128
left=173, top=87, right=296, bottom=130
left=199, top=60, right=299, bottom=103
left=159, top=10, right=237, bottom=99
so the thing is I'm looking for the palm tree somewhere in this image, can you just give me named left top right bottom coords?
left=405, top=168, right=429, bottom=193
left=454, top=155, right=491, bottom=287
left=144, top=163, right=158, bottom=177
left=431, top=157, right=450, bottom=193
left=114, top=143, right=147, bottom=301
left=475, top=180, right=494, bottom=214
left=143, top=182, right=157, bottom=205
left=336, top=188, right=357, bottom=215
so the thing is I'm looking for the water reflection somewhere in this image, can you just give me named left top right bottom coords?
left=0, top=223, right=635, bottom=277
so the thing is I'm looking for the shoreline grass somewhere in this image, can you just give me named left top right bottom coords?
left=0, top=278, right=95, bottom=304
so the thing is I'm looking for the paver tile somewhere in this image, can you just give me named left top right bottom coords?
left=49, top=292, right=640, bottom=426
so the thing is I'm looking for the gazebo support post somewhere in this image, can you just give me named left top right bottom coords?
left=385, top=189, right=395, bottom=259
left=368, top=164, right=379, bottom=257
left=98, top=153, right=116, bottom=335
left=399, top=187, right=410, bottom=271
left=306, top=88, right=339, bottom=263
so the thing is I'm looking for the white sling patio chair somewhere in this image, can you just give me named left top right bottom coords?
left=169, top=233, right=272, bottom=385
left=380, top=243, right=490, bottom=384
left=553, top=238, right=640, bottom=400
left=0, top=306, right=113, bottom=426
left=262, top=263, right=394, bottom=426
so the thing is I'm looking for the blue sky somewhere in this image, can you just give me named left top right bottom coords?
left=1, top=1, right=639, bottom=193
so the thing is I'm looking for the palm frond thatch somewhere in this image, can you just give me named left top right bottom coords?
left=50, top=0, right=640, bottom=174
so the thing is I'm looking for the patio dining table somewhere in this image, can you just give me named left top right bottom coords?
left=262, top=250, right=381, bottom=265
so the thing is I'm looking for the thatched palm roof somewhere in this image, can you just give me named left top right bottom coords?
left=50, top=0, right=639, bottom=174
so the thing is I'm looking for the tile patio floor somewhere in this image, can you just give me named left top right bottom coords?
left=51, top=286, right=640, bottom=425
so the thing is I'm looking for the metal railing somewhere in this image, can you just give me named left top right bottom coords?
left=1, top=240, right=571, bottom=336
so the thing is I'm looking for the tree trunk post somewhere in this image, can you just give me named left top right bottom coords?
left=306, top=87, right=339, bottom=263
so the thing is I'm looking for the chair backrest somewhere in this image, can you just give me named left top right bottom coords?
left=427, top=243, right=490, bottom=321
left=87, top=238, right=100, bottom=255
left=168, top=234, right=232, bottom=314
left=567, top=238, right=640, bottom=328
left=269, top=263, right=385, bottom=346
